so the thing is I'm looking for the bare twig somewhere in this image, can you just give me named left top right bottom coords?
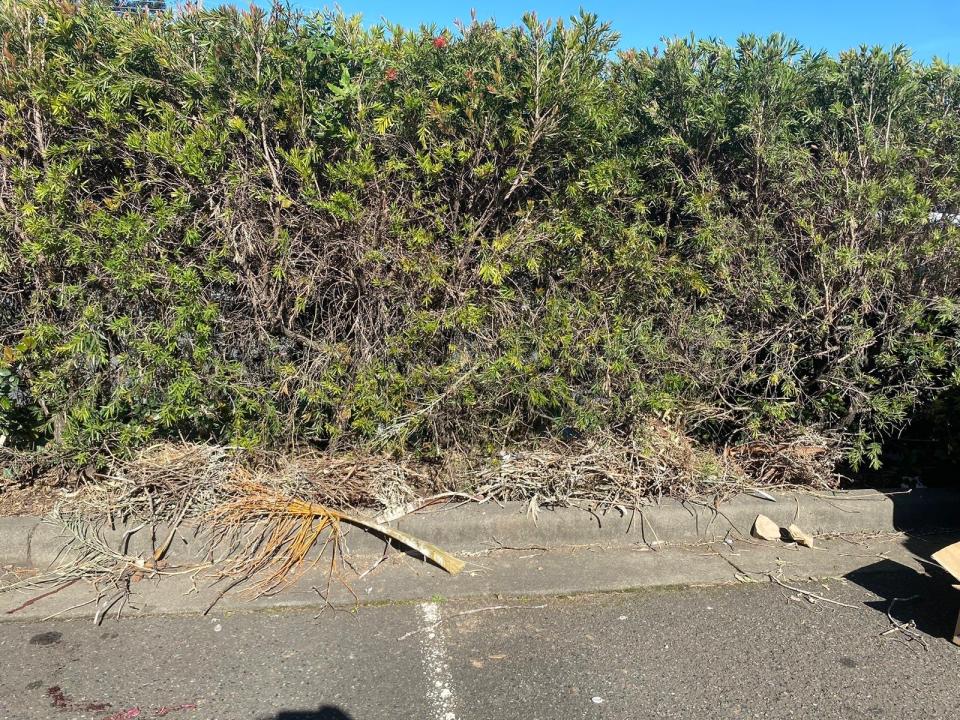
left=768, top=576, right=859, bottom=608
left=4, top=579, right=79, bottom=615
left=880, top=595, right=928, bottom=650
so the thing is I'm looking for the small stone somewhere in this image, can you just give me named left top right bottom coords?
left=785, top=524, right=815, bottom=548
left=751, top=514, right=781, bottom=541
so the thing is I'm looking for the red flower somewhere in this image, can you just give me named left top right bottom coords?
left=432, top=36, right=448, bottom=49
left=385, top=67, right=398, bottom=81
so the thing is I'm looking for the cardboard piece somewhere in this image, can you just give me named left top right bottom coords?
left=932, top=541, right=960, bottom=646
left=954, top=585, right=960, bottom=646
left=932, top=541, right=960, bottom=583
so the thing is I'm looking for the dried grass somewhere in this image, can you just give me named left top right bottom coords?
left=7, top=423, right=843, bottom=524
left=728, top=433, right=844, bottom=490
left=0, top=426, right=841, bottom=618
left=70, top=443, right=427, bottom=522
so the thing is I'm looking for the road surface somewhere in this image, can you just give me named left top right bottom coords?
left=1, top=569, right=958, bottom=719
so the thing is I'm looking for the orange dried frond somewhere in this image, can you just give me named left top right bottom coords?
left=208, top=481, right=465, bottom=596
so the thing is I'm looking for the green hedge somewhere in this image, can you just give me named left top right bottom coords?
left=1, top=1, right=959, bottom=469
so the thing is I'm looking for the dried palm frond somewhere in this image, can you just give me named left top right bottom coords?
left=1, top=509, right=187, bottom=622
left=207, top=482, right=464, bottom=597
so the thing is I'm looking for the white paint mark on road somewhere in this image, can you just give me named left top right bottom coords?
left=418, top=602, right=457, bottom=720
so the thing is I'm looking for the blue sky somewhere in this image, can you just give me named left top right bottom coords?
left=253, top=0, right=960, bottom=62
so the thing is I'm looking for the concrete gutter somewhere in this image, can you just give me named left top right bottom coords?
left=2, top=488, right=959, bottom=570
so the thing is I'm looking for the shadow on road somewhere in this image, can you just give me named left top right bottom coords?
left=845, top=491, right=960, bottom=643
left=262, top=706, right=353, bottom=719
left=847, top=558, right=957, bottom=640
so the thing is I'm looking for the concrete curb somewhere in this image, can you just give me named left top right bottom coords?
left=2, top=488, right=959, bottom=570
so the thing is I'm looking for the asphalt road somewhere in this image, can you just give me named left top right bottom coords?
left=1, top=569, right=958, bottom=720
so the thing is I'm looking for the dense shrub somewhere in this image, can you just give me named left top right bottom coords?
left=1, top=0, right=958, bottom=471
